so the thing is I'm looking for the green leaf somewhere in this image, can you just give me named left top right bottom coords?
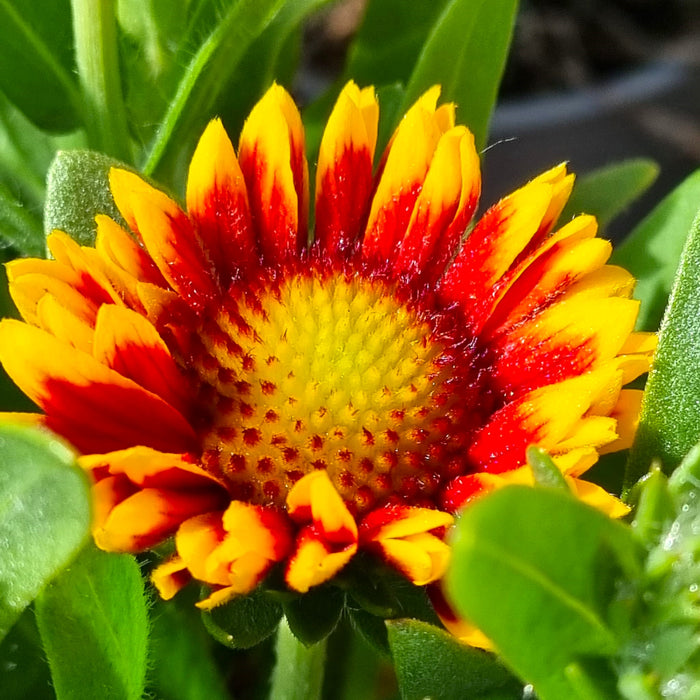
left=446, top=486, right=642, bottom=699
left=0, top=425, right=90, bottom=641
left=0, top=608, right=53, bottom=699
left=626, top=209, right=700, bottom=487
left=0, top=181, right=44, bottom=257
left=668, top=441, right=700, bottom=505
left=44, top=149, right=128, bottom=246
left=612, top=169, right=700, bottom=331
left=629, top=465, right=675, bottom=544
left=527, top=445, right=570, bottom=491
left=344, top=557, right=441, bottom=627
left=564, top=658, right=622, bottom=700
left=143, top=0, right=285, bottom=185
left=216, top=0, right=331, bottom=141
left=201, top=587, right=282, bottom=649
left=346, top=606, right=390, bottom=656
left=148, top=595, right=230, bottom=700
left=0, top=0, right=81, bottom=131
left=401, top=0, right=518, bottom=151
left=283, top=585, right=344, bottom=646
left=116, top=0, right=191, bottom=148
left=35, top=544, right=149, bottom=700
left=387, top=619, right=521, bottom=700
left=0, top=93, right=59, bottom=205
left=561, top=159, right=659, bottom=229
left=343, top=0, right=449, bottom=87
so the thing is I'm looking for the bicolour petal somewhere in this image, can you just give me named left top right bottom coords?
left=287, top=470, right=358, bottom=543
left=467, top=369, right=621, bottom=474
left=79, top=446, right=225, bottom=490
left=486, top=296, right=640, bottom=398
left=8, top=231, right=121, bottom=328
left=438, top=180, right=555, bottom=330
left=238, top=84, right=309, bottom=265
left=109, top=169, right=218, bottom=308
left=362, top=86, right=453, bottom=264
left=285, top=471, right=358, bottom=592
left=478, top=215, right=604, bottom=339
left=285, top=525, right=357, bottom=594
left=47, top=230, right=122, bottom=306
left=0, top=319, right=197, bottom=454
left=174, top=503, right=292, bottom=607
left=92, top=305, right=191, bottom=416
left=186, top=118, right=257, bottom=280
left=95, top=214, right=167, bottom=304
left=151, top=556, right=192, bottom=600
left=360, top=504, right=454, bottom=585
left=91, top=475, right=221, bottom=551
left=314, top=82, right=378, bottom=257
left=391, top=126, right=481, bottom=283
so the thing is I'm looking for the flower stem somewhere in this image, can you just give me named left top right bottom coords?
left=270, top=617, right=327, bottom=700
left=70, top=0, right=131, bottom=161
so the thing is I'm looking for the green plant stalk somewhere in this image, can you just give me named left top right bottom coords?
left=269, top=617, right=327, bottom=700
left=71, top=0, right=131, bottom=161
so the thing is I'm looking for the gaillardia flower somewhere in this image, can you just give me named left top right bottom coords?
left=0, top=82, right=654, bottom=611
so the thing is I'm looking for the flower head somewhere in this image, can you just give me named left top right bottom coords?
left=0, top=82, right=654, bottom=610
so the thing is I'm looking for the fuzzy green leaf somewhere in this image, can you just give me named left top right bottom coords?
left=44, top=149, right=128, bottom=246
left=201, top=587, right=282, bottom=649
left=561, top=159, right=659, bottom=229
left=626, top=209, right=700, bottom=487
left=612, top=169, right=700, bottom=331
left=401, top=0, right=518, bottom=150
left=0, top=425, right=90, bottom=641
left=387, top=619, right=521, bottom=700
left=346, top=607, right=390, bottom=656
left=283, top=585, right=344, bottom=646
left=35, top=544, right=148, bottom=700
left=447, top=486, right=642, bottom=699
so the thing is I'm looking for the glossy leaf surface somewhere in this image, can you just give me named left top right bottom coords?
left=0, top=425, right=90, bottom=642
left=447, top=486, right=642, bottom=699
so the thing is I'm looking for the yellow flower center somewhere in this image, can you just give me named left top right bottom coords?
left=195, top=269, right=467, bottom=513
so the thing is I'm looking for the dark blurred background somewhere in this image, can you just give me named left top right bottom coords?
left=302, top=0, right=700, bottom=239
